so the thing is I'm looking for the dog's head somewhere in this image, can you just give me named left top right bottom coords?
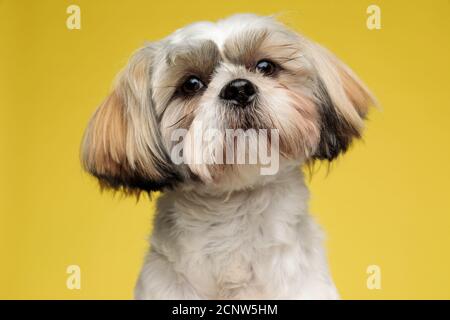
left=81, top=14, right=375, bottom=195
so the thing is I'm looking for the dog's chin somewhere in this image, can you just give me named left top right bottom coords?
left=180, top=158, right=301, bottom=195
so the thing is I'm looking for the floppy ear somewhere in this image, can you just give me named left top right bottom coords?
left=81, top=45, right=180, bottom=195
left=307, top=42, right=376, bottom=161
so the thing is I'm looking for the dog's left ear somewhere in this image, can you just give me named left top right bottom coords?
left=306, top=42, right=376, bottom=161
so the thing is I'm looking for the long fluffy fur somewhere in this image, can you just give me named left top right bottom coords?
left=81, top=14, right=375, bottom=299
left=135, top=164, right=339, bottom=299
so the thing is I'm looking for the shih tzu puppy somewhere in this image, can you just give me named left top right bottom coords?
left=82, top=14, right=375, bottom=299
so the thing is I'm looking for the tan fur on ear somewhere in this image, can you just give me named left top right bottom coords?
left=312, top=44, right=375, bottom=125
left=305, top=41, right=376, bottom=160
left=81, top=45, right=180, bottom=194
left=334, top=54, right=376, bottom=119
left=82, top=90, right=128, bottom=182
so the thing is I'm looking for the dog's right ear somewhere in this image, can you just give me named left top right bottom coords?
left=81, top=44, right=180, bottom=195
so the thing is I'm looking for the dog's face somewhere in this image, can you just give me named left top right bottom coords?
left=82, top=14, right=375, bottom=194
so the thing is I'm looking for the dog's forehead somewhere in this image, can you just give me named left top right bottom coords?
left=167, top=14, right=279, bottom=50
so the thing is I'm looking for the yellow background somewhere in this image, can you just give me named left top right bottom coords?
left=1, top=0, right=449, bottom=299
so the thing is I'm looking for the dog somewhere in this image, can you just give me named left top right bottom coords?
left=81, top=14, right=375, bottom=299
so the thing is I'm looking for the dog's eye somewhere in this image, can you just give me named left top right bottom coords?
left=181, top=76, right=205, bottom=95
left=255, top=60, right=277, bottom=76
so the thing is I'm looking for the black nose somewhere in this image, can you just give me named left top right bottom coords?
left=219, top=79, right=256, bottom=107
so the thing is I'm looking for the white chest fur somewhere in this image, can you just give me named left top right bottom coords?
left=135, top=168, right=339, bottom=299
